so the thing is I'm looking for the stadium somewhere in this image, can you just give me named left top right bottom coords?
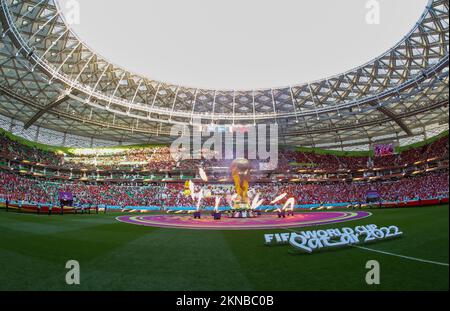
left=0, top=0, right=448, bottom=294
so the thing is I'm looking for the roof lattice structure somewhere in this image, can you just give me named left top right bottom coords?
left=0, top=0, right=448, bottom=149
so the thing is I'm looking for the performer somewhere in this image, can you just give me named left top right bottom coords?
left=277, top=209, right=286, bottom=218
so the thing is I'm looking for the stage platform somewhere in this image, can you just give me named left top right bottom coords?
left=116, top=211, right=371, bottom=230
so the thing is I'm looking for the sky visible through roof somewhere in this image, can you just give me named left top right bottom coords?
left=58, top=0, right=428, bottom=90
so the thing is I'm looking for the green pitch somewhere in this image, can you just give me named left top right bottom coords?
left=0, top=205, right=448, bottom=291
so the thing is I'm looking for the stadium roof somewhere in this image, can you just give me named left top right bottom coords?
left=0, top=0, right=448, bottom=149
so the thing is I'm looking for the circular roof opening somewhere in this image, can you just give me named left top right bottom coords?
left=58, top=0, right=428, bottom=90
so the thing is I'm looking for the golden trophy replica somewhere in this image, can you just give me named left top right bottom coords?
left=231, top=159, right=252, bottom=210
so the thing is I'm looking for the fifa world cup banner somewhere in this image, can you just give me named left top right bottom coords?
left=59, top=192, right=73, bottom=201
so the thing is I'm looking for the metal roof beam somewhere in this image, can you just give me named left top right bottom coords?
left=24, top=94, right=70, bottom=129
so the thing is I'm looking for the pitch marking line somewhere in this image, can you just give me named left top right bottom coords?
left=284, top=228, right=449, bottom=267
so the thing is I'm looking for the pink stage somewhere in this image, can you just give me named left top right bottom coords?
left=116, top=211, right=371, bottom=230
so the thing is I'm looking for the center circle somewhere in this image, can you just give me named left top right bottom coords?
left=116, top=211, right=372, bottom=230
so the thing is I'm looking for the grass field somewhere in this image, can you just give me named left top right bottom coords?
left=0, top=205, right=448, bottom=291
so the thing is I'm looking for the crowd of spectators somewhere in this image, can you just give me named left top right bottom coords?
left=0, top=133, right=62, bottom=166
left=0, top=171, right=164, bottom=206
left=2, top=130, right=448, bottom=209
left=62, top=147, right=176, bottom=171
